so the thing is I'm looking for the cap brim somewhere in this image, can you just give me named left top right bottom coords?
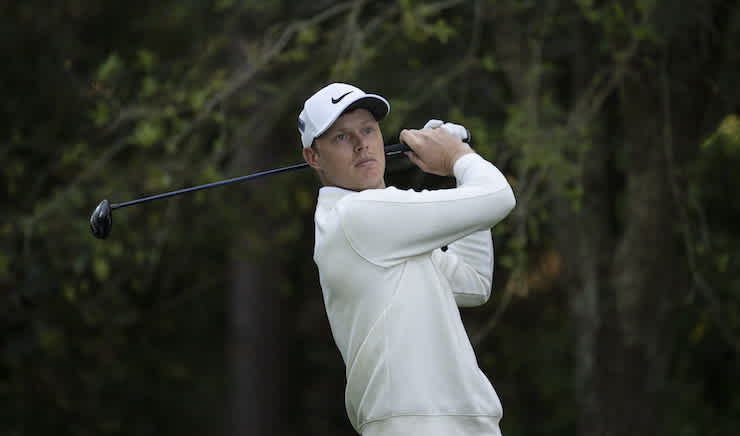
left=314, top=94, right=390, bottom=140
left=344, top=95, right=389, bottom=121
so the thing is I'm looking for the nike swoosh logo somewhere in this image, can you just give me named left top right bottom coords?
left=331, top=91, right=353, bottom=104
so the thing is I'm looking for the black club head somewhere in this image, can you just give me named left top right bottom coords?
left=90, top=199, right=113, bottom=239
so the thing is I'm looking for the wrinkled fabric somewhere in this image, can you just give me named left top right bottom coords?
left=312, top=153, right=515, bottom=435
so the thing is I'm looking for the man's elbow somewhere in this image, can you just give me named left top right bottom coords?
left=502, top=185, right=516, bottom=216
left=455, top=290, right=490, bottom=307
left=487, top=185, right=516, bottom=226
left=454, top=275, right=492, bottom=307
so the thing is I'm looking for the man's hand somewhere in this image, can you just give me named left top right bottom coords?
left=400, top=125, right=473, bottom=177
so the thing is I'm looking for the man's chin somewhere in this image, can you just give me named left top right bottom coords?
left=350, top=168, right=385, bottom=190
left=347, top=177, right=386, bottom=191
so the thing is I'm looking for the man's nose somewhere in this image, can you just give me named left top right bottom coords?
left=354, top=134, right=368, bottom=152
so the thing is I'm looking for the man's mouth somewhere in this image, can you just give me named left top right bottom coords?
left=355, top=158, right=376, bottom=168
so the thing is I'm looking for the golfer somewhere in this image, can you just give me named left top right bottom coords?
left=299, top=83, right=515, bottom=435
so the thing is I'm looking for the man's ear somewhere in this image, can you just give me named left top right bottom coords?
left=303, top=146, right=321, bottom=171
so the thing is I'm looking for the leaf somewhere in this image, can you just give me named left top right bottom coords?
left=189, top=90, right=208, bottom=111
left=718, top=114, right=740, bottom=148
left=430, top=18, right=455, bottom=43
left=131, top=120, right=163, bottom=147
left=702, top=114, right=740, bottom=153
left=61, top=142, right=87, bottom=167
left=200, top=165, right=222, bottom=183
left=93, top=257, right=110, bottom=281
left=91, top=102, right=110, bottom=127
left=96, top=53, right=123, bottom=82
left=214, top=0, right=234, bottom=11
left=37, top=324, right=65, bottom=354
left=136, top=49, right=157, bottom=70
left=613, top=3, right=625, bottom=21
left=139, top=76, right=159, bottom=98
left=401, top=10, right=423, bottom=42
left=689, top=314, right=707, bottom=344
left=717, top=253, right=729, bottom=273
left=635, top=0, right=657, bottom=16
left=63, top=284, right=76, bottom=302
left=481, top=55, right=498, bottom=72
left=297, top=26, right=318, bottom=45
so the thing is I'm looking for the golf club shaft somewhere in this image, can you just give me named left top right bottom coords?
left=111, top=143, right=411, bottom=210
left=112, top=162, right=309, bottom=209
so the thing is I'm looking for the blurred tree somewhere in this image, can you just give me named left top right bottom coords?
left=2, top=1, right=740, bottom=436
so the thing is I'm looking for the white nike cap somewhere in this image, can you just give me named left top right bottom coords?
left=298, top=83, right=390, bottom=148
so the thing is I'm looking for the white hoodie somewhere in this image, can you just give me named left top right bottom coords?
left=312, top=153, right=516, bottom=435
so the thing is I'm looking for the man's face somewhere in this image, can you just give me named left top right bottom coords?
left=303, top=108, right=386, bottom=191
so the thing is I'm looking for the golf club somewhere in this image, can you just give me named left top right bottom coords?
left=90, top=142, right=413, bottom=239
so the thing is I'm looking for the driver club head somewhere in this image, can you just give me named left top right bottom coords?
left=90, top=199, right=113, bottom=239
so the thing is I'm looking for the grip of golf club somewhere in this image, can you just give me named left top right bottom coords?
left=383, top=130, right=471, bottom=157
left=384, top=143, right=411, bottom=156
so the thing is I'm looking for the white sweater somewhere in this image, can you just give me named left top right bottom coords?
left=312, top=153, right=516, bottom=435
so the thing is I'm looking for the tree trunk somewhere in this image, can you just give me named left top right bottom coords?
left=556, top=63, right=686, bottom=436
left=553, top=138, right=616, bottom=436
left=228, top=260, right=280, bottom=436
left=602, top=73, right=684, bottom=436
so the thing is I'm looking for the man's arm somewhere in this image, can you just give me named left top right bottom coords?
left=419, top=120, right=495, bottom=307
left=336, top=128, right=515, bottom=268
left=432, top=230, right=494, bottom=307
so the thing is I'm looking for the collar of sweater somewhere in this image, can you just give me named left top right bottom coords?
left=317, top=185, right=356, bottom=204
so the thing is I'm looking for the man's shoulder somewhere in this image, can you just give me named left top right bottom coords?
left=354, top=185, right=404, bottom=199
left=336, top=186, right=422, bottom=213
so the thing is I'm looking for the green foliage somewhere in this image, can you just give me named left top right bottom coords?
left=400, top=0, right=460, bottom=43
left=703, top=114, right=740, bottom=153
left=2, top=1, right=740, bottom=435
left=131, top=119, right=164, bottom=147
left=96, top=53, right=124, bottom=82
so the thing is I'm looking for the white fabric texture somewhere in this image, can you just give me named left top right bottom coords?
left=423, top=119, right=445, bottom=129
left=362, top=415, right=503, bottom=436
left=423, top=119, right=469, bottom=142
left=312, top=153, right=516, bottom=435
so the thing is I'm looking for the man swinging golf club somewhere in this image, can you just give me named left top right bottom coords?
left=300, top=83, right=516, bottom=436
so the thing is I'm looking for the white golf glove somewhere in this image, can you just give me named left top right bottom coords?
left=423, top=119, right=471, bottom=143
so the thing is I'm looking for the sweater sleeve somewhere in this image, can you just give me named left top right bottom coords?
left=431, top=230, right=494, bottom=307
left=336, top=153, right=515, bottom=268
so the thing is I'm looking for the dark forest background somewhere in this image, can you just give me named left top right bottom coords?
left=2, top=1, right=740, bottom=435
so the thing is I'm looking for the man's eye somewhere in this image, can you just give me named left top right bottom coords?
left=336, top=134, right=345, bottom=141
left=363, top=127, right=373, bottom=134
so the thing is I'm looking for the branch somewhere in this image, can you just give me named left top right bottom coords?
left=660, top=56, right=740, bottom=352
left=334, top=0, right=366, bottom=73
left=168, top=2, right=356, bottom=151
left=26, top=135, right=129, bottom=225
left=466, top=0, right=483, bottom=59
left=24, top=3, right=357, bottom=235
left=418, top=0, right=467, bottom=16
left=566, top=30, right=641, bottom=131
left=406, top=56, right=476, bottom=114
